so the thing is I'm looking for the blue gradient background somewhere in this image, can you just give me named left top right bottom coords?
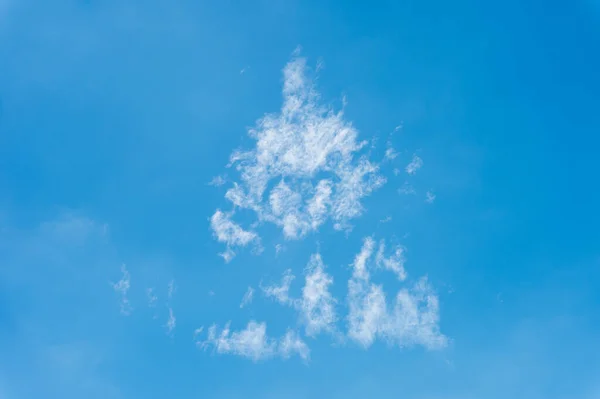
left=1, top=1, right=599, bottom=398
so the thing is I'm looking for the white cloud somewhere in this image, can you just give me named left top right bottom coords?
left=426, top=191, right=436, bottom=204
left=165, top=308, right=176, bottom=336
left=346, top=238, right=447, bottom=350
left=347, top=277, right=387, bottom=347
left=112, top=265, right=132, bottom=316
left=279, top=329, right=310, bottom=360
left=210, top=210, right=259, bottom=262
left=398, top=182, right=416, bottom=195
left=405, top=154, right=423, bottom=175
left=211, top=54, right=385, bottom=256
left=261, top=269, right=295, bottom=305
left=211, top=210, right=258, bottom=246
left=352, top=237, right=375, bottom=281
left=261, top=254, right=337, bottom=337
left=375, top=240, right=407, bottom=281
left=315, top=57, right=325, bottom=72
left=386, top=278, right=447, bottom=349
left=298, top=254, right=337, bottom=336
left=201, top=236, right=445, bottom=360
left=274, top=243, right=285, bottom=256
left=385, top=147, right=398, bottom=160
left=379, top=216, right=392, bottom=223
left=240, top=286, right=254, bottom=308
left=200, top=321, right=274, bottom=361
left=208, top=175, right=227, bottom=187
left=193, top=326, right=204, bottom=339
left=198, top=321, right=309, bottom=361
left=219, top=247, right=236, bottom=263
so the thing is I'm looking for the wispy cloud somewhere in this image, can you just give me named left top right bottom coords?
left=274, top=243, right=285, bottom=256
left=384, top=147, right=398, bottom=160
left=347, top=237, right=447, bottom=349
left=405, top=154, right=423, bottom=175
left=261, top=269, right=295, bottom=305
left=261, top=254, right=337, bottom=337
left=426, top=191, right=436, bottom=204
left=279, top=329, right=310, bottom=360
left=210, top=210, right=259, bottom=262
left=398, top=182, right=416, bottom=195
left=352, top=237, right=376, bottom=281
left=164, top=279, right=177, bottom=335
left=298, top=254, right=337, bottom=336
left=200, top=231, right=446, bottom=361
left=193, top=327, right=204, bottom=339
left=240, top=286, right=254, bottom=308
left=384, top=139, right=398, bottom=161
left=315, top=57, right=325, bottom=72
left=375, top=240, right=407, bottom=281
left=112, top=265, right=132, bottom=316
left=201, top=52, right=444, bottom=361
left=208, top=175, right=227, bottom=187
left=198, top=321, right=309, bottom=361
left=210, top=54, right=386, bottom=258
left=165, top=308, right=176, bottom=336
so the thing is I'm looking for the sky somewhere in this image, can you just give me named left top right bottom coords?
left=1, top=0, right=600, bottom=398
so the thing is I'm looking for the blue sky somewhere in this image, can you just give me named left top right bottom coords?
left=1, top=0, right=600, bottom=398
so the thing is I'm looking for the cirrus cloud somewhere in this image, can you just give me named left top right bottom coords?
left=197, top=321, right=309, bottom=362
left=347, top=238, right=447, bottom=350
left=210, top=54, right=386, bottom=260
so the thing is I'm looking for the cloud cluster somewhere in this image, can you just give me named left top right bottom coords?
left=347, top=238, right=447, bottom=349
left=198, top=321, right=309, bottom=362
left=197, top=54, right=446, bottom=362
left=210, top=55, right=386, bottom=260
left=261, top=268, right=295, bottom=305
left=261, top=254, right=337, bottom=337
left=202, top=238, right=445, bottom=359
left=375, top=239, right=407, bottom=281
